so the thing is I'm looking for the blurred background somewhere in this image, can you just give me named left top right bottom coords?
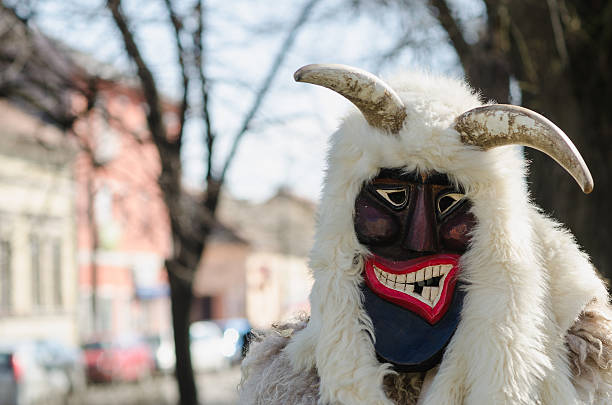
left=0, top=0, right=610, bottom=404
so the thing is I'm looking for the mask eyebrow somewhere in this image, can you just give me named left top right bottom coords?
left=376, top=168, right=409, bottom=180
left=371, top=168, right=453, bottom=185
left=372, top=168, right=419, bottom=184
left=424, top=172, right=452, bottom=185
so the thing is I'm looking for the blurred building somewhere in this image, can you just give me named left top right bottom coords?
left=0, top=99, right=80, bottom=344
left=192, top=222, right=250, bottom=321
left=0, top=11, right=175, bottom=343
left=193, top=189, right=316, bottom=328
left=73, top=80, right=173, bottom=341
left=0, top=4, right=316, bottom=343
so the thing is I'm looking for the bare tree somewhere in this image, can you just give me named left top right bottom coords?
left=105, top=0, right=320, bottom=403
left=430, top=0, right=612, bottom=280
left=0, top=3, right=96, bottom=129
left=2, top=0, right=320, bottom=402
left=357, top=0, right=612, bottom=279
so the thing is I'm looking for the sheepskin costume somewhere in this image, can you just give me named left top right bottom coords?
left=239, top=66, right=612, bottom=404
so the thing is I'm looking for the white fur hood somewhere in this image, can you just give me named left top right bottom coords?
left=250, top=70, right=610, bottom=405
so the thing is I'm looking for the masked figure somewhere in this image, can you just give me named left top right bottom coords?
left=239, top=64, right=612, bottom=405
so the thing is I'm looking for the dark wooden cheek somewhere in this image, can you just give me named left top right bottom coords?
left=439, top=209, right=476, bottom=252
left=354, top=199, right=399, bottom=244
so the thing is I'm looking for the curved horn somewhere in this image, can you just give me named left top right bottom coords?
left=294, top=64, right=407, bottom=134
left=455, top=104, right=593, bottom=194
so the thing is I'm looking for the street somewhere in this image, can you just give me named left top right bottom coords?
left=68, top=366, right=241, bottom=405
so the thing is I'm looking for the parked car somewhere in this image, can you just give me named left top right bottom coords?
left=0, top=341, right=69, bottom=405
left=82, top=336, right=154, bottom=383
left=143, top=333, right=175, bottom=375
left=189, top=321, right=232, bottom=372
left=34, top=339, right=86, bottom=394
left=142, top=321, right=243, bottom=375
left=214, top=318, right=252, bottom=364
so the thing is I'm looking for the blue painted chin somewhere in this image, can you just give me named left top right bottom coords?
left=361, top=282, right=466, bottom=372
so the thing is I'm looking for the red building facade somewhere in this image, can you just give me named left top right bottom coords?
left=72, top=82, right=173, bottom=340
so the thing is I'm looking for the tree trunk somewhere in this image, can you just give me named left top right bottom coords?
left=163, top=177, right=220, bottom=405
left=502, top=0, right=612, bottom=277
left=167, top=259, right=198, bottom=405
left=436, top=0, right=612, bottom=278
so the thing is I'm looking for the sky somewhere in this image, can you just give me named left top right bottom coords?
left=32, top=0, right=482, bottom=202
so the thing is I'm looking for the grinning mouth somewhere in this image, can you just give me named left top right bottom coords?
left=372, top=263, right=452, bottom=307
left=364, top=254, right=460, bottom=324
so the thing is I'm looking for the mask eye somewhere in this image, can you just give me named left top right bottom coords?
left=437, top=192, right=465, bottom=217
left=376, top=188, right=408, bottom=209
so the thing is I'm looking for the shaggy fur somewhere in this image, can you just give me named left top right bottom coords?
left=239, top=318, right=321, bottom=405
left=240, top=313, right=612, bottom=404
left=240, top=70, right=611, bottom=404
left=567, top=300, right=612, bottom=404
left=239, top=320, right=424, bottom=405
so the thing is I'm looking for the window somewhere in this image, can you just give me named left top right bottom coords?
left=92, top=119, right=119, bottom=165
left=52, top=239, right=62, bottom=308
left=0, top=240, right=11, bottom=312
left=94, top=185, right=114, bottom=224
left=30, top=235, right=41, bottom=308
left=98, top=296, right=113, bottom=333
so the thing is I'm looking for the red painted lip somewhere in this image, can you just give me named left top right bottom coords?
left=364, top=254, right=460, bottom=324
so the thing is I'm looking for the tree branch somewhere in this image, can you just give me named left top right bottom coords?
left=428, top=0, right=471, bottom=68
left=0, top=3, right=95, bottom=130
left=163, top=0, right=189, bottom=144
left=106, top=0, right=169, bottom=148
left=194, top=0, right=215, bottom=184
left=218, top=0, right=321, bottom=185
left=546, top=0, right=569, bottom=65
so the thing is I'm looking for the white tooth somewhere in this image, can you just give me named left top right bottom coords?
left=425, top=267, right=432, bottom=280
left=416, top=269, right=424, bottom=282
left=406, top=272, right=415, bottom=283
left=405, top=284, right=414, bottom=293
left=430, top=287, right=439, bottom=301
left=422, top=286, right=431, bottom=300
left=385, top=280, right=392, bottom=288
left=441, top=265, right=452, bottom=274
left=433, top=266, right=440, bottom=277
left=396, top=274, right=406, bottom=283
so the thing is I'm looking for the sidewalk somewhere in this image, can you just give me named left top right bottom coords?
left=69, top=366, right=241, bottom=405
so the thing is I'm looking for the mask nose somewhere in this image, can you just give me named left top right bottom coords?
left=403, top=184, right=438, bottom=253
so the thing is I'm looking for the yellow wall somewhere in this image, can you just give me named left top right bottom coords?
left=245, top=251, right=313, bottom=329
left=0, top=101, right=79, bottom=344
